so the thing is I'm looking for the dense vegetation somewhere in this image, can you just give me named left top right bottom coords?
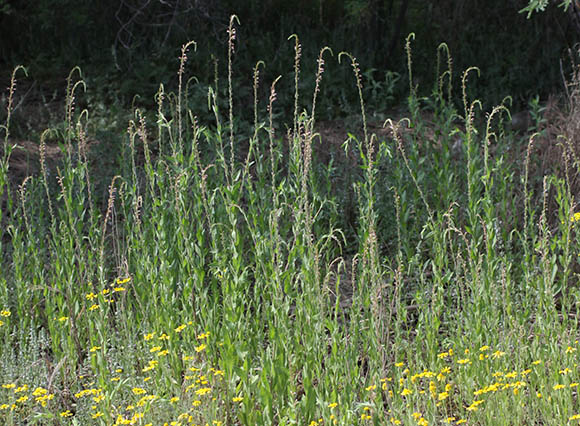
left=2, top=2, right=580, bottom=425
left=1, top=0, right=577, bottom=113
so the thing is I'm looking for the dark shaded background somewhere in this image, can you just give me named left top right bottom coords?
left=0, top=0, right=578, bottom=115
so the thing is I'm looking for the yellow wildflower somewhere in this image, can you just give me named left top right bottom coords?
left=14, top=384, right=28, bottom=393
left=466, top=400, right=484, bottom=411
left=32, top=387, right=47, bottom=396
left=195, top=387, right=211, bottom=396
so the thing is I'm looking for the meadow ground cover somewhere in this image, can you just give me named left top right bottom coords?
left=2, top=22, right=580, bottom=425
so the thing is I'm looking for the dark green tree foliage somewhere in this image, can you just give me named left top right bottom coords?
left=0, top=0, right=577, bottom=108
left=0, top=1, right=116, bottom=71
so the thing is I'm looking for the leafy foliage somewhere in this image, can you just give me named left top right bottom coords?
left=1, top=0, right=577, bottom=115
left=522, top=0, right=573, bottom=16
left=2, top=18, right=580, bottom=423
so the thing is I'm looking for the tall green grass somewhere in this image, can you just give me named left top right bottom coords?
left=1, top=21, right=580, bottom=425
